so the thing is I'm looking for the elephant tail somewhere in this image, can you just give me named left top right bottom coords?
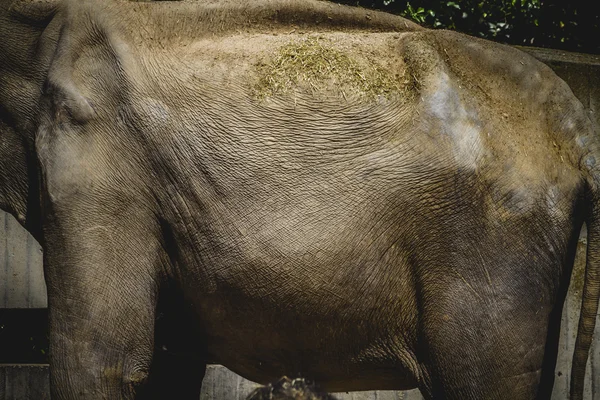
left=570, top=161, right=600, bottom=400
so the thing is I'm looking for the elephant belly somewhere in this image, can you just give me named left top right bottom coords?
left=182, top=240, right=421, bottom=391
left=200, top=295, right=420, bottom=391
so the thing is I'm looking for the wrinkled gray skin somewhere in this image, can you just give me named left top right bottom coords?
left=1, top=0, right=599, bottom=399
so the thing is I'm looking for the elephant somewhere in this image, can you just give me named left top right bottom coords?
left=0, top=0, right=599, bottom=399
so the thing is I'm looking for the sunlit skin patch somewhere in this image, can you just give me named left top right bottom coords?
left=424, top=72, right=483, bottom=170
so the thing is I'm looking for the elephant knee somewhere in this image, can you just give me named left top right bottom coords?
left=125, top=369, right=150, bottom=387
left=100, top=364, right=150, bottom=397
left=121, top=368, right=151, bottom=398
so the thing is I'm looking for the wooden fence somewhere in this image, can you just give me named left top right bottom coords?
left=1, top=46, right=600, bottom=399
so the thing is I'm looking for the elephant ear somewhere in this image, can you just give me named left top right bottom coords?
left=46, top=32, right=96, bottom=125
left=40, top=0, right=98, bottom=125
left=8, top=0, right=58, bottom=25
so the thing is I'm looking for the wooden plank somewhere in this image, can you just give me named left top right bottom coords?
left=0, top=213, right=46, bottom=309
left=550, top=63, right=591, bottom=108
left=0, top=364, right=50, bottom=400
left=0, top=213, right=30, bottom=308
left=0, top=365, right=422, bottom=399
left=553, top=227, right=585, bottom=398
left=234, top=370, right=262, bottom=400
left=9, top=362, right=600, bottom=399
left=518, top=46, right=600, bottom=67
left=200, top=365, right=422, bottom=399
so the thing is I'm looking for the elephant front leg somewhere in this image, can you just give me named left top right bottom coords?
left=44, top=218, right=164, bottom=399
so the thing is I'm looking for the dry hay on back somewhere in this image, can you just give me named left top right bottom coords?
left=254, top=35, right=403, bottom=100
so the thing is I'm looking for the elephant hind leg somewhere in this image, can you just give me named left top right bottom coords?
left=419, top=329, right=549, bottom=399
left=417, top=284, right=555, bottom=399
